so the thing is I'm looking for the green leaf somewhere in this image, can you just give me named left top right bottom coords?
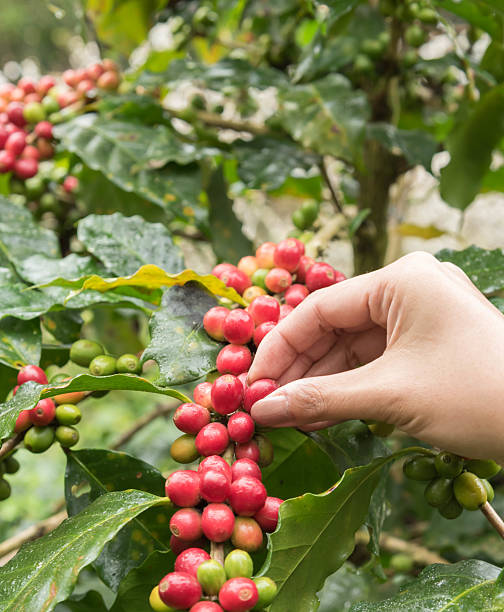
left=435, top=245, right=504, bottom=294
left=207, top=166, right=253, bottom=264
left=56, top=590, right=108, bottom=612
left=77, top=213, right=184, bottom=276
left=366, top=123, right=437, bottom=169
left=350, top=559, right=503, bottom=611
left=43, top=310, right=83, bottom=344
left=65, top=450, right=172, bottom=591
left=0, top=490, right=169, bottom=612
left=434, top=0, right=504, bottom=39
left=0, top=317, right=41, bottom=369
left=17, top=254, right=105, bottom=286
left=440, top=84, right=504, bottom=209
left=0, top=374, right=190, bottom=440
left=490, top=297, right=504, bottom=314
left=97, top=93, right=166, bottom=125
left=0, top=267, right=57, bottom=322
left=277, top=74, right=369, bottom=163
left=348, top=209, right=371, bottom=238
left=110, top=551, right=175, bottom=612
left=142, top=284, right=222, bottom=386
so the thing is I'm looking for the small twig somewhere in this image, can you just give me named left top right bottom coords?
left=319, top=158, right=345, bottom=215
left=111, top=402, right=178, bottom=450
left=171, top=228, right=208, bottom=242
left=165, top=106, right=269, bottom=136
left=355, top=530, right=449, bottom=566
left=0, top=433, right=23, bottom=460
left=480, top=502, right=504, bottom=541
left=210, top=541, right=225, bottom=566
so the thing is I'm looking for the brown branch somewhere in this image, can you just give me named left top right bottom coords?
left=355, top=530, right=449, bottom=566
left=166, top=106, right=269, bottom=136
left=480, top=502, right=504, bottom=541
left=210, top=541, right=225, bottom=566
left=0, top=433, right=23, bottom=460
left=319, top=158, right=345, bottom=215
left=110, top=402, right=177, bottom=450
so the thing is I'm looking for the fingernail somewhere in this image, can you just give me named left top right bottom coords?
left=251, top=392, right=290, bottom=426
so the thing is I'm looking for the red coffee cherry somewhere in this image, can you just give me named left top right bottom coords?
left=158, top=571, right=202, bottom=608
left=247, top=295, right=280, bottom=326
left=273, top=239, right=303, bottom=272
left=14, top=409, right=32, bottom=433
left=254, top=497, right=283, bottom=532
left=17, top=365, right=48, bottom=385
left=212, top=263, right=236, bottom=279
left=86, top=63, right=105, bottom=80
left=253, top=321, right=276, bottom=347
left=243, top=379, right=279, bottom=413
left=18, top=77, right=37, bottom=94
left=211, top=375, right=243, bottom=416
left=284, top=283, right=309, bottom=307
left=237, top=372, right=248, bottom=391
left=296, top=255, right=315, bottom=283
left=29, top=398, right=56, bottom=426
left=14, top=158, right=38, bottom=179
left=200, top=469, right=231, bottom=503
left=305, top=262, right=341, bottom=292
left=0, top=150, right=15, bottom=173
left=221, top=268, right=251, bottom=295
left=223, top=309, right=254, bottom=345
left=175, top=548, right=211, bottom=578
left=190, top=602, right=224, bottom=612
left=6, top=102, right=26, bottom=127
left=216, top=345, right=252, bottom=376
left=231, top=459, right=262, bottom=482
left=170, top=508, right=203, bottom=541
left=227, top=412, right=255, bottom=444
left=229, top=477, right=267, bottom=516
left=255, top=242, right=276, bottom=269
left=174, top=403, right=211, bottom=435
left=237, top=256, right=258, bottom=278
left=202, top=503, right=235, bottom=542
left=0, top=127, right=7, bottom=149
left=265, top=268, right=292, bottom=294
left=231, top=517, right=263, bottom=552
left=12, top=385, right=20, bottom=396
left=235, top=440, right=260, bottom=463
left=203, top=306, right=229, bottom=341
left=198, top=455, right=232, bottom=480
left=97, top=70, right=120, bottom=90
left=219, top=577, right=258, bottom=612
left=279, top=304, right=294, bottom=320
left=63, top=175, right=79, bottom=193
left=193, top=382, right=213, bottom=409
left=5, top=131, right=27, bottom=155
left=195, top=423, right=230, bottom=456
left=166, top=470, right=201, bottom=507
left=21, top=145, right=40, bottom=161
left=37, top=75, right=56, bottom=95
left=34, top=121, right=53, bottom=139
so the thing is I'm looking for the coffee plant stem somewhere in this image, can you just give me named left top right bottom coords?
left=210, top=541, right=225, bottom=566
left=110, top=401, right=178, bottom=449
left=319, top=158, right=345, bottom=216
left=354, top=530, right=448, bottom=566
left=0, top=433, right=23, bottom=460
left=480, top=502, right=504, bottom=541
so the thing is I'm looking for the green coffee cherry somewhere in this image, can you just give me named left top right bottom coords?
left=418, top=8, right=438, bottom=24
left=70, top=339, right=104, bottom=367
left=170, top=434, right=199, bottom=464
left=55, top=404, right=81, bottom=426
left=116, top=353, right=141, bottom=374
left=453, top=472, right=487, bottom=511
left=55, top=425, right=79, bottom=448
left=24, top=426, right=55, bottom=453
left=4, top=455, right=20, bottom=474
left=300, top=200, right=319, bottom=226
left=389, top=553, right=414, bottom=573
left=253, top=576, right=278, bottom=609
left=405, top=24, right=426, bottom=47
left=292, top=209, right=310, bottom=231
left=439, top=498, right=463, bottom=520
left=403, top=455, right=437, bottom=481
left=481, top=479, right=495, bottom=503
left=354, top=54, right=374, bottom=73
left=256, top=434, right=274, bottom=468
left=23, top=102, right=46, bottom=124
left=0, top=478, right=11, bottom=501
left=224, top=549, right=254, bottom=579
left=149, top=585, right=175, bottom=611
left=197, top=559, right=227, bottom=595
left=424, top=477, right=453, bottom=508
left=434, top=451, right=464, bottom=478
left=361, top=38, right=383, bottom=58
left=42, top=96, right=60, bottom=114
left=25, top=176, right=45, bottom=199
left=89, top=355, right=116, bottom=376
left=367, top=421, right=395, bottom=437
left=403, top=49, right=418, bottom=68
left=464, top=459, right=501, bottom=479
left=251, top=268, right=269, bottom=290
left=39, top=193, right=61, bottom=215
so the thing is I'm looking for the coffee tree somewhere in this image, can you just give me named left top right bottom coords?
left=1, top=0, right=504, bottom=610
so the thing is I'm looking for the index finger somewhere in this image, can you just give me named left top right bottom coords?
left=248, top=271, right=382, bottom=383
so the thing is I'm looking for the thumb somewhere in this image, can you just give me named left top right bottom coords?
left=250, top=356, right=400, bottom=428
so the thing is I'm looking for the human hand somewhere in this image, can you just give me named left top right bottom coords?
left=248, top=252, right=504, bottom=463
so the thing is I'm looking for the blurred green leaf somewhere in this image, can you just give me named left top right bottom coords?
left=17, top=254, right=105, bottom=286
left=56, top=590, right=108, bottom=612
left=43, top=310, right=83, bottom=345
left=434, top=0, right=504, bottom=39
left=348, top=209, right=371, bottom=238
left=435, top=245, right=504, bottom=294
left=367, top=123, right=437, bottom=169
left=0, top=317, right=41, bottom=369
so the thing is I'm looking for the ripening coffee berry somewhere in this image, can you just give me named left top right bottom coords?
left=6, top=102, right=26, bottom=127
left=0, top=479, right=11, bottom=501
left=175, top=548, right=211, bottom=578
left=255, top=434, right=274, bottom=468
left=424, top=477, right=454, bottom=508
left=227, top=412, right=255, bottom=444
left=273, top=239, right=303, bottom=272
left=237, top=256, right=258, bottom=278
left=190, top=602, right=224, bottom=612
left=200, top=469, right=231, bottom=503
left=69, top=340, right=104, bottom=367
left=223, top=309, right=255, bottom=345
left=197, top=559, right=227, bottom=595
left=231, top=459, right=262, bottom=482
left=242, top=286, right=266, bottom=304
left=89, top=355, right=117, bottom=376
left=0, top=150, right=15, bottom=173
left=170, top=434, right=200, bottom=464
left=198, top=455, right=232, bottom=480
left=219, top=577, right=258, bottom=612
left=229, top=477, right=267, bottom=516
left=248, top=295, right=280, bottom=326
left=255, top=242, right=276, bottom=269
left=202, top=503, right=235, bottom=542
left=18, top=364, right=48, bottom=385
left=243, top=379, right=278, bottom=413
left=464, top=459, right=501, bottom=479
left=34, top=120, right=53, bottom=139
left=159, top=571, right=202, bottom=608
left=265, top=268, right=292, bottom=293
left=221, top=269, right=251, bottom=295
left=453, top=472, right=487, bottom=511
left=24, top=426, right=55, bottom=453
left=4, top=456, right=20, bottom=474
left=434, top=451, right=464, bottom=478
left=251, top=268, right=269, bottom=290
left=55, top=425, right=80, bottom=448
left=231, top=517, right=263, bottom=552
left=216, top=345, right=252, bottom=376
left=14, top=410, right=31, bottom=433
left=166, top=470, right=201, bottom=507
left=224, top=549, right=254, bottom=579
left=170, top=508, right=203, bottom=541
left=254, top=497, right=283, bottom=532
left=284, top=284, right=309, bottom=308
left=174, top=403, right=211, bottom=435
left=212, top=263, right=236, bottom=279
left=482, top=479, right=495, bottom=503
left=253, top=577, right=278, bottom=609
left=253, top=321, right=276, bottom=346
left=439, top=498, right=463, bottom=520
left=97, top=70, right=120, bottom=90
left=116, top=353, right=141, bottom=374
left=203, top=307, right=230, bottom=342
left=195, top=423, right=230, bottom=456
left=29, top=398, right=56, bottom=426
left=149, top=585, right=175, bottom=611
left=55, top=403, right=81, bottom=426
left=193, top=382, right=213, bottom=409
left=235, top=440, right=260, bottom=463
left=305, top=262, right=341, bottom=292
left=403, top=455, right=437, bottom=481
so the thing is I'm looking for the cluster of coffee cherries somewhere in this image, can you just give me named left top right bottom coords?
left=403, top=451, right=501, bottom=518
left=69, top=338, right=142, bottom=377
left=0, top=59, right=120, bottom=181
